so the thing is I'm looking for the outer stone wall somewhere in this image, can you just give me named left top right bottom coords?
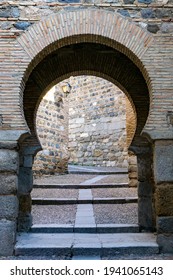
left=33, top=86, right=69, bottom=175
left=68, top=76, right=128, bottom=168
left=0, top=1, right=173, bottom=37
left=33, top=76, right=136, bottom=174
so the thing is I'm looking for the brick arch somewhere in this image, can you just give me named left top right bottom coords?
left=18, top=9, right=154, bottom=84
left=12, top=8, right=154, bottom=145
left=23, top=41, right=149, bottom=148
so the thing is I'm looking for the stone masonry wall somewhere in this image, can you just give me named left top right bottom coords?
left=126, top=97, right=138, bottom=187
left=0, top=1, right=173, bottom=38
left=68, top=76, right=129, bottom=168
left=33, top=76, right=137, bottom=174
left=33, top=85, right=69, bottom=175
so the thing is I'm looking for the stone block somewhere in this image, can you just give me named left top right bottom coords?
left=0, top=150, right=19, bottom=172
left=129, top=179, right=138, bottom=187
left=19, top=194, right=32, bottom=213
left=138, top=181, right=153, bottom=197
left=0, top=196, right=18, bottom=220
left=18, top=167, right=33, bottom=193
left=0, top=7, right=19, bottom=18
left=137, top=156, right=152, bottom=181
left=154, top=141, right=173, bottom=183
left=141, top=9, right=155, bottom=19
left=138, top=197, right=154, bottom=230
left=24, top=155, right=33, bottom=168
left=14, top=22, right=31, bottom=30
left=155, top=184, right=173, bottom=216
left=157, top=216, right=173, bottom=233
left=161, top=23, right=173, bottom=34
left=0, top=174, right=18, bottom=195
left=17, top=212, right=32, bottom=232
left=147, top=24, right=159, bottom=34
left=0, top=220, right=16, bottom=256
left=157, top=234, right=173, bottom=253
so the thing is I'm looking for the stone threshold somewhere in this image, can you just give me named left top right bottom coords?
left=32, top=197, right=138, bottom=205
left=30, top=223, right=139, bottom=233
left=15, top=232, right=159, bottom=257
left=33, top=183, right=129, bottom=189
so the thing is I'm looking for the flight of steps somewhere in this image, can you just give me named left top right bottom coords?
left=15, top=173, right=159, bottom=259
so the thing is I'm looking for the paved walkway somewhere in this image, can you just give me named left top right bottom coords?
left=32, top=172, right=137, bottom=225
left=68, top=164, right=128, bottom=174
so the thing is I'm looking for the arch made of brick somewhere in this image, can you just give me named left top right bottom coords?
left=4, top=9, right=154, bottom=141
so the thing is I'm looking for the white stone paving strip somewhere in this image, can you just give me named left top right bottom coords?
left=69, top=165, right=102, bottom=172
left=75, top=189, right=96, bottom=226
left=79, top=175, right=108, bottom=185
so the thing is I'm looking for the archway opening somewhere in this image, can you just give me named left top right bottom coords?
left=31, top=75, right=138, bottom=227
left=18, top=40, right=152, bottom=233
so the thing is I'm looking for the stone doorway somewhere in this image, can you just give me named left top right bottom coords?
left=3, top=9, right=170, bottom=256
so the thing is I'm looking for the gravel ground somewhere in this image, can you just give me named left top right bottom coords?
left=32, top=205, right=77, bottom=224
left=94, top=203, right=138, bottom=224
left=32, top=189, right=79, bottom=199
left=92, top=188, right=137, bottom=198
left=34, top=174, right=96, bottom=185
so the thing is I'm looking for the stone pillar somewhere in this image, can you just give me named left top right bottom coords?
left=0, top=146, right=19, bottom=256
left=132, top=146, right=156, bottom=231
left=18, top=145, right=40, bottom=231
left=154, top=140, right=173, bottom=253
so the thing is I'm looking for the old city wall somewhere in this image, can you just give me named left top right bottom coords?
left=32, top=85, right=69, bottom=175
left=33, top=76, right=135, bottom=175
left=68, top=76, right=129, bottom=168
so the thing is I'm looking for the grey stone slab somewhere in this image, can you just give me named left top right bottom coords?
left=157, top=234, right=173, bottom=253
left=157, top=217, right=173, bottom=233
left=0, top=150, right=19, bottom=172
left=99, top=233, right=158, bottom=247
left=18, top=167, right=33, bottom=193
left=31, top=224, right=74, bottom=233
left=75, top=217, right=95, bottom=224
left=74, top=225, right=96, bottom=233
left=0, top=130, right=28, bottom=141
left=72, top=255, right=101, bottom=260
left=0, top=220, right=16, bottom=256
left=0, top=196, right=18, bottom=220
left=154, top=141, right=173, bottom=183
left=72, top=247, right=101, bottom=256
left=138, top=197, right=154, bottom=230
left=138, top=181, right=153, bottom=197
left=0, top=174, right=17, bottom=195
left=15, top=233, right=159, bottom=257
left=96, top=224, right=139, bottom=233
left=16, top=233, right=74, bottom=247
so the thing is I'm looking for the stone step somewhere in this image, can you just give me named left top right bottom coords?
left=32, top=197, right=138, bottom=205
left=15, top=232, right=159, bottom=257
left=30, top=223, right=139, bottom=233
left=68, top=170, right=128, bottom=175
left=33, top=183, right=129, bottom=189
